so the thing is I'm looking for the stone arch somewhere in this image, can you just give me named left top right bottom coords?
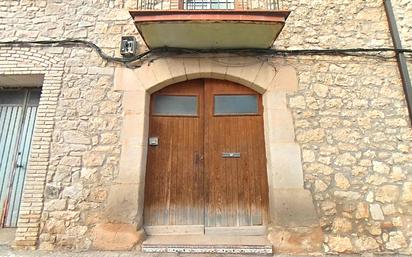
left=0, top=47, right=64, bottom=249
left=108, top=55, right=322, bottom=252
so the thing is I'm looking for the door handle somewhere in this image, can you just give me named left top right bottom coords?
left=195, top=153, right=204, bottom=164
left=222, top=152, right=240, bottom=158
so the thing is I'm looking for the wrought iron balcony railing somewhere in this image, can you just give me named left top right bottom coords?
left=136, top=0, right=280, bottom=10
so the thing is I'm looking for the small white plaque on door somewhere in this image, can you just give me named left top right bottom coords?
left=149, top=137, right=159, bottom=146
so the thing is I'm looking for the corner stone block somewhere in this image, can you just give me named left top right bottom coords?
left=198, top=58, right=213, bottom=78
left=183, top=58, right=200, bottom=80
left=265, top=109, right=295, bottom=143
left=225, top=57, right=262, bottom=89
left=263, top=90, right=288, bottom=111
left=113, top=67, right=144, bottom=92
left=135, top=63, right=161, bottom=93
left=210, top=57, right=228, bottom=80
left=118, top=145, right=147, bottom=184
left=165, top=57, right=187, bottom=82
left=105, top=184, right=141, bottom=224
left=122, top=91, right=147, bottom=116
left=253, top=62, right=277, bottom=93
left=268, top=226, right=323, bottom=254
left=92, top=223, right=145, bottom=251
left=268, top=66, right=299, bottom=93
left=120, top=113, right=146, bottom=146
left=224, top=57, right=245, bottom=80
left=147, top=58, right=175, bottom=93
left=238, top=59, right=264, bottom=92
left=271, top=188, right=320, bottom=228
left=268, top=143, right=304, bottom=188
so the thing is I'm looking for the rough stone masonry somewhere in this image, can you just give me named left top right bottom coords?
left=0, top=0, right=411, bottom=254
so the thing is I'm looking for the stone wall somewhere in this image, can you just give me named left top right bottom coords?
left=1, top=0, right=142, bottom=250
left=0, top=0, right=411, bottom=254
left=393, top=0, right=412, bottom=49
left=286, top=55, right=412, bottom=253
left=276, top=0, right=412, bottom=254
left=393, top=0, right=412, bottom=77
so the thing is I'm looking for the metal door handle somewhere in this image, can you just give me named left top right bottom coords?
left=195, top=153, right=204, bottom=164
left=222, top=152, right=240, bottom=158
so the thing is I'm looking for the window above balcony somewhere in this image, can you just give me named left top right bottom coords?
left=130, top=0, right=290, bottom=49
left=184, top=0, right=235, bottom=10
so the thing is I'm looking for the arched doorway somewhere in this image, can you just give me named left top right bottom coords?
left=144, top=78, right=269, bottom=235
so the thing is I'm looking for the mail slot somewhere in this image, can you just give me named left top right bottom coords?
left=222, top=152, right=240, bottom=158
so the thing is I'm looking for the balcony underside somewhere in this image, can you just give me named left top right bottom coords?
left=130, top=10, right=290, bottom=49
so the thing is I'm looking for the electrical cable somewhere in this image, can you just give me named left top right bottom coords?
left=0, top=39, right=152, bottom=64
left=0, top=39, right=411, bottom=67
left=151, top=47, right=412, bottom=59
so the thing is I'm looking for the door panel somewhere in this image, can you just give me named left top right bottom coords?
left=0, top=105, right=23, bottom=227
left=144, top=79, right=269, bottom=234
left=0, top=89, right=40, bottom=227
left=204, top=79, right=269, bottom=229
left=5, top=105, right=38, bottom=226
left=144, top=80, right=204, bottom=227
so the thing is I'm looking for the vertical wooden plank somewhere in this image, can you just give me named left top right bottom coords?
left=0, top=107, right=23, bottom=227
left=203, top=80, right=211, bottom=228
left=7, top=105, right=38, bottom=227
left=238, top=115, right=249, bottom=226
left=250, top=116, right=261, bottom=225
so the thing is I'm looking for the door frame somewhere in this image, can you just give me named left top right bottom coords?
left=111, top=58, right=320, bottom=242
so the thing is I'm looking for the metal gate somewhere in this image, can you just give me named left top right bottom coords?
left=0, top=89, right=40, bottom=227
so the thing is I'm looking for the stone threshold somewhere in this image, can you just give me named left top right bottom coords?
left=142, top=235, right=272, bottom=254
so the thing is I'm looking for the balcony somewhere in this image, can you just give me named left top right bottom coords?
left=129, top=0, right=290, bottom=49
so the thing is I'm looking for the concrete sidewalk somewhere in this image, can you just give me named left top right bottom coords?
left=0, top=249, right=410, bottom=257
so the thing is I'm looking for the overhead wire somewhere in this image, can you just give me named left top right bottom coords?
left=0, top=39, right=151, bottom=64
left=0, top=39, right=411, bottom=68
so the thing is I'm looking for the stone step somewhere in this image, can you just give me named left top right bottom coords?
left=142, top=235, right=273, bottom=254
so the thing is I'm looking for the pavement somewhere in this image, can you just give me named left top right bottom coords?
left=0, top=249, right=410, bottom=257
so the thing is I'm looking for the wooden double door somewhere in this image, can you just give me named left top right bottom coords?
left=144, top=79, right=269, bottom=235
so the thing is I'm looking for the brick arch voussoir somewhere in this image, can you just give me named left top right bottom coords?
left=0, top=48, right=62, bottom=70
